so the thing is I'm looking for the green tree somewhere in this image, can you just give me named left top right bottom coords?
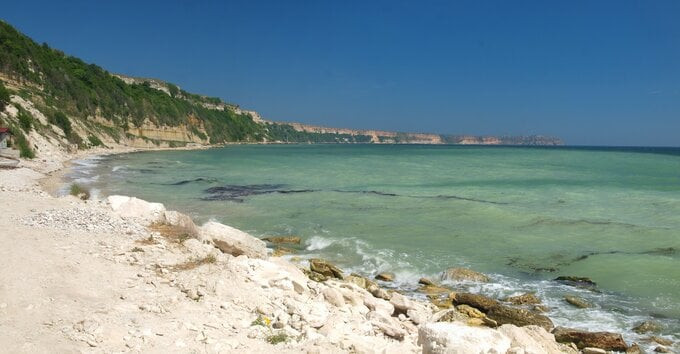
left=0, top=81, right=10, bottom=112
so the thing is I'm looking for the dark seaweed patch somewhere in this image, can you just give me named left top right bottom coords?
left=201, top=184, right=315, bottom=202
left=428, top=194, right=508, bottom=205
left=333, top=189, right=400, bottom=197
left=332, top=189, right=505, bottom=204
left=641, top=247, right=677, bottom=256
left=163, top=177, right=218, bottom=186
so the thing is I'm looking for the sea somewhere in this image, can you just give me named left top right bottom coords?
left=64, top=144, right=680, bottom=346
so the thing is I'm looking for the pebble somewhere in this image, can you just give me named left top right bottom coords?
left=20, top=207, right=145, bottom=234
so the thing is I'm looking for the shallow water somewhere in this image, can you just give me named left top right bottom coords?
left=72, top=144, right=680, bottom=343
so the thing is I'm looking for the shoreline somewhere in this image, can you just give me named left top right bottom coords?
left=0, top=147, right=674, bottom=353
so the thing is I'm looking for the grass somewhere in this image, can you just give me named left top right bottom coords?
left=130, top=247, right=144, bottom=253
left=88, top=134, right=104, bottom=147
left=266, top=332, right=289, bottom=345
left=149, top=222, right=196, bottom=243
left=69, top=183, right=90, bottom=200
left=171, top=254, right=216, bottom=271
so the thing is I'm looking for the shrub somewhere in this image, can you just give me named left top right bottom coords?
left=69, top=183, right=90, bottom=200
left=88, top=135, right=103, bottom=147
left=49, top=110, right=72, bottom=136
left=18, top=108, right=33, bottom=132
left=266, top=332, right=289, bottom=345
left=0, top=81, right=10, bottom=112
left=8, top=127, right=35, bottom=159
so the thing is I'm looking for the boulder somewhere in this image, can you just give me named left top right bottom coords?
left=309, top=258, right=344, bottom=279
left=345, top=273, right=375, bottom=289
left=418, top=321, right=512, bottom=354
left=108, top=195, right=166, bottom=225
left=367, top=284, right=391, bottom=300
left=497, top=324, right=578, bottom=354
left=564, top=295, right=591, bottom=308
left=261, top=236, right=301, bottom=244
left=552, top=327, right=628, bottom=351
left=363, top=295, right=394, bottom=318
left=389, top=292, right=415, bottom=315
left=452, top=292, right=499, bottom=312
left=199, top=221, right=267, bottom=259
left=406, top=308, right=430, bottom=325
left=322, top=287, right=345, bottom=307
left=486, top=305, right=554, bottom=332
left=375, top=272, right=395, bottom=282
left=654, top=346, right=670, bottom=353
left=456, top=304, right=485, bottom=318
left=432, top=308, right=468, bottom=323
left=506, top=292, right=542, bottom=305
left=162, top=210, right=199, bottom=235
left=441, top=267, right=490, bottom=282
left=633, top=320, right=662, bottom=334
left=582, top=348, right=607, bottom=354
left=367, top=311, right=407, bottom=340
left=419, top=277, right=436, bottom=286
left=183, top=238, right=218, bottom=259
left=302, top=268, right=328, bottom=282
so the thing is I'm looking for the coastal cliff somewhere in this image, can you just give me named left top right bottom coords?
left=0, top=20, right=561, bottom=162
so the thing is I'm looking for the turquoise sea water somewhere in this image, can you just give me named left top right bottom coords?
left=71, top=145, right=680, bottom=343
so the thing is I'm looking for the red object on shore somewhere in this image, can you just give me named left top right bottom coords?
left=0, top=127, right=9, bottom=133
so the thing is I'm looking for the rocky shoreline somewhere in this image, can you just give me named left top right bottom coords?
left=0, top=153, right=676, bottom=353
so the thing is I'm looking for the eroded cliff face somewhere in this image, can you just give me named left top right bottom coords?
left=131, top=118, right=208, bottom=145
left=286, top=122, right=444, bottom=144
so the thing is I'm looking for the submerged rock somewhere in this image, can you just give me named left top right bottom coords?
left=419, top=277, right=435, bottom=286
left=261, top=236, right=301, bottom=244
left=626, top=343, right=644, bottom=354
left=554, top=276, right=597, bottom=289
left=648, top=336, right=673, bottom=346
left=505, top=292, right=542, bottom=305
left=309, top=258, right=344, bottom=279
left=552, top=326, right=628, bottom=351
left=272, top=246, right=296, bottom=257
left=564, top=295, right=591, bottom=308
left=418, top=284, right=451, bottom=296
left=375, top=272, right=394, bottom=282
left=441, top=267, right=490, bottom=282
left=633, top=320, right=662, bottom=334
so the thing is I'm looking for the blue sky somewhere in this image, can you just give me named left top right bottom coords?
left=3, top=1, right=680, bottom=145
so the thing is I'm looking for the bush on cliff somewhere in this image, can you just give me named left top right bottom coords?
left=0, top=80, right=10, bottom=112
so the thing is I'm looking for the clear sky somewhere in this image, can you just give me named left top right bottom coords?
left=3, top=1, right=679, bottom=146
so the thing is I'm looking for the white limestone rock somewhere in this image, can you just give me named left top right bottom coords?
left=418, top=321, right=512, bottom=354
left=199, top=221, right=267, bottom=259
left=107, top=195, right=166, bottom=225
